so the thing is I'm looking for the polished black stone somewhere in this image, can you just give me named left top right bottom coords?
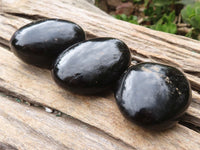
left=115, top=63, right=191, bottom=130
left=52, top=38, right=131, bottom=94
left=10, top=19, right=85, bottom=69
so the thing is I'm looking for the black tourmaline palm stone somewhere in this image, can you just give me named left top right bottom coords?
left=10, top=19, right=85, bottom=69
left=52, top=38, right=131, bottom=94
left=115, top=63, right=191, bottom=130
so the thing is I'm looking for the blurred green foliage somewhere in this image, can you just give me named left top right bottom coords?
left=181, top=2, right=200, bottom=39
left=110, top=0, right=200, bottom=40
left=114, top=14, right=138, bottom=24
left=150, top=11, right=177, bottom=34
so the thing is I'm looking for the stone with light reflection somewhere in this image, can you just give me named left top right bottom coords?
left=10, top=19, right=85, bottom=69
left=52, top=38, right=131, bottom=94
left=114, top=63, right=191, bottom=130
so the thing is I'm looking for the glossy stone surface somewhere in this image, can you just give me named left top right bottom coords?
left=10, top=19, right=85, bottom=69
left=115, top=63, right=191, bottom=130
left=52, top=38, right=131, bottom=94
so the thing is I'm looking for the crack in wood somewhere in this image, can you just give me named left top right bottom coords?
left=186, top=72, right=200, bottom=78
left=190, top=83, right=200, bottom=92
left=137, top=30, right=200, bottom=55
left=0, top=1, right=200, bottom=148
left=1, top=83, right=200, bottom=135
left=0, top=91, right=137, bottom=150
left=0, top=108, right=71, bottom=150
left=180, top=113, right=200, bottom=133
left=0, top=43, right=9, bottom=50
left=0, top=142, right=18, bottom=150
left=0, top=37, right=10, bottom=49
left=192, top=98, right=200, bottom=106
left=0, top=13, right=199, bottom=94
left=6, top=12, right=46, bottom=20
left=1, top=13, right=200, bottom=133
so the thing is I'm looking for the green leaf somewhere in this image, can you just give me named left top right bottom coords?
left=190, top=15, right=200, bottom=29
left=113, top=15, right=121, bottom=19
left=113, top=14, right=138, bottom=25
left=129, top=20, right=138, bottom=24
left=168, top=23, right=177, bottom=34
left=187, top=6, right=195, bottom=18
left=168, top=11, right=176, bottom=22
left=181, top=5, right=195, bottom=24
left=195, top=7, right=200, bottom=15
left=181, top=2, right=200, bottom=30
left=121, top=14, right=128, bottom=21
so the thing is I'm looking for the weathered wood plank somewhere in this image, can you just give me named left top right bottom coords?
left=1, top=0, right=107, bottom=16
left=0, top=0, right=200, bottom=149
left=1, top=14, right=200, bottom=97
left=0, top=94, right=135, bottom=150
left=0, top=14, right=31, bottom=46
left=0, top=10, right=200, bottom=110
left=1, top=6, right=200, bottom=95
left=2, top=0, right=200, bottom=73
left=0, top=46, right=200, bottom=149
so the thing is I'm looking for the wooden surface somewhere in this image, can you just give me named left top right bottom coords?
left=0, top=0, right=200, bottom=149
left=0, top=93, right=136, bottom=150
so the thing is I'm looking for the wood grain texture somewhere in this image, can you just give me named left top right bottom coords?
left=1, top=1, right=200, bottom=94
left=0, top=0, right=200, bottom=149
left=1, top=0, right=108, bottom=16
left=1, top=14, right=200, bottom=102
left=2, top=0, right=200, bottom=73
left=0, top=94, right=135, bottom=150
left=0, top=46, right=200, bottom=150
left=0, top=3, right=200, bottom=118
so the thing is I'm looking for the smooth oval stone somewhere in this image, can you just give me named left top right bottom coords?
left=52, top=38, right=131, bottom=94
left=10, top=19, right=85, bottom=69
left=115, top=63, right=191, bottom=130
